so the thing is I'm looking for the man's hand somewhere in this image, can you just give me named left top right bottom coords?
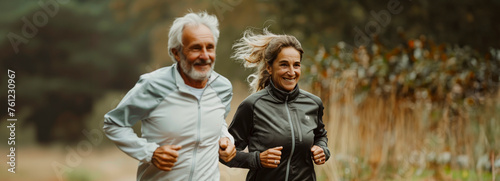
left=151, top=145, right=182, bottom=171
left=259, top=146, right=283, bottom=168
left=311, top=145, right=326, bottom=165
left=219, top=137, right=236, bottom=162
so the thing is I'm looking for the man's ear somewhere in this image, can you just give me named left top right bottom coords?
left=171, top=48, right=180, bottom=62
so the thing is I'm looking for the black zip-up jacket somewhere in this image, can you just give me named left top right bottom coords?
left=221, top=82, right=330, bottom=181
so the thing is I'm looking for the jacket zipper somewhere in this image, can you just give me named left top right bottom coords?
left=285, top=96, right=295, bottom=181
left=188, top=96, right=203, bottom=181
left=295, top=113, right=303, bottom=142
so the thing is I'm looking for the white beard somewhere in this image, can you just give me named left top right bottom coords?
left=179, top=54, right=214, bottom=81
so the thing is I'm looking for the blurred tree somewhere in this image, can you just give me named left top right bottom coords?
left=107, top=0, right=261, bottom=81
left=2, top=0, right=499, bottom=144
left=262, top=0, right=500, bottom=54
left=0, top=0, right=149, bottom=143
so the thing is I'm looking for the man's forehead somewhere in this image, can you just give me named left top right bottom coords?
left=182, top=24, right=214, bottom=44
left=182, top=24, right=212, bottom=36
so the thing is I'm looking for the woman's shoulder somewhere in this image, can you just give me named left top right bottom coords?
left=298, top=89, right=323, bottom=106
left=240, top=89, right=270, bottom=105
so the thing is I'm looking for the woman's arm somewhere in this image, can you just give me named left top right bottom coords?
left=313, top=101, right=331, bottom=161
left=220, top=99, right=263, bottom=169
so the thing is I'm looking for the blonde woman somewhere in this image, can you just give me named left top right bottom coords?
left=221, top=29, right=330, bottom=180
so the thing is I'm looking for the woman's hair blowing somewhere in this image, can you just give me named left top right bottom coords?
left=232, top=29, right=303, bottom=93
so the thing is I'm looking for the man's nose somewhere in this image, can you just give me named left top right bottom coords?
left=199, top=48, right=209, bottom=60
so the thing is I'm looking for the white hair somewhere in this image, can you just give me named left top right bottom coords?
left=168, top=11, right=220, bottom=62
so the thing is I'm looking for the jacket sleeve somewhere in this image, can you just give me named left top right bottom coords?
left=103, top=77, right=161, bottom=163
left=220, top=99, right=262, bottom=169
left=221, top=121, right=235, bottom=144
left=219, top=82, right=234, bottom=144
left=313, top=100, right=331, bottom=161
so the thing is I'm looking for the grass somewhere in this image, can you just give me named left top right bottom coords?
left=304, top=40, right=500, bottom=181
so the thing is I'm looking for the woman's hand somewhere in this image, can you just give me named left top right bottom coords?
left=259, top=146, right=283, bottom=168
left=311, top=145, right=326, bottom=165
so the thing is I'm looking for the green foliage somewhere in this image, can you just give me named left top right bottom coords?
left=304, top=38, right=500, bottom=105
left=264, top=0, right=500, bottom=54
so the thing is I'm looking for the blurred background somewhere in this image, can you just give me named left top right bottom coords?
left=1, top=0, right=500, bottom=180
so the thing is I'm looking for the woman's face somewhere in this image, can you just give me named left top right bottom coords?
left=267, top=47, right=301, bottom=92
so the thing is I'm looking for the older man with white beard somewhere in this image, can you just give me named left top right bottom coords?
left=103, top=12, right=236, bottom=181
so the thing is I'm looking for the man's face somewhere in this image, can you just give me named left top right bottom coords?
left=176, top=24, right=216, bottom=81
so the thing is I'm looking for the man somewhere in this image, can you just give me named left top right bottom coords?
left=103, top=11, right=236, bottom=181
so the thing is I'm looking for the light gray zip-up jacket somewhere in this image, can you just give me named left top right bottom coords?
left=103, top=63, right=234, bottom=181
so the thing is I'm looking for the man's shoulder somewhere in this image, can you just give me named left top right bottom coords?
left=140, top=66, right=175, bottom=81
left=211, top=72, right=231, bottom=86
left=135, top=65, right=177, bottom=96
left=209, top=71, right=232, bottom=91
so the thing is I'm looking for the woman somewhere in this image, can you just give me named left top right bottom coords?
left=221, top=29, right=330, bottom=181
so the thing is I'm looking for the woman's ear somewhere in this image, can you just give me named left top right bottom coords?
left=266, top=64, right=273, bottom=75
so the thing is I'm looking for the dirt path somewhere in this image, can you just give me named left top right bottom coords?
left=1, top=146, right=247, bottom=181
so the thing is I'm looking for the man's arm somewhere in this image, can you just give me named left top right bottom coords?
left=220, top=120, right=235, bottom=144
left=103, top=77, right=161, bottom=163
left=217, top=77, right=236, bottom=161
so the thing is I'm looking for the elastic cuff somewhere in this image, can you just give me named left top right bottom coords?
left=254, top=151, right=263, bottom=168
left=145, top=143, right=160, bottom=163
left=321, top=146, right=331, bottom=161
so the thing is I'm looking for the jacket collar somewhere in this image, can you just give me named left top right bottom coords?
left=266, top=80, right=300, bottom=102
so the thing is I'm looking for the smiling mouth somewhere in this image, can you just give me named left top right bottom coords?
left=283, top=77, right=296, bottom=82
left=194, top=59, right=212, bottom=66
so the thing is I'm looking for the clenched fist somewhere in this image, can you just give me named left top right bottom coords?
left=151, top=145, right=182, bottom=171
left=219, top=137, right=236, bottom=162
left=311, top=145, right=326, bottom=165
left=259, top=146, right=283, bottom=168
